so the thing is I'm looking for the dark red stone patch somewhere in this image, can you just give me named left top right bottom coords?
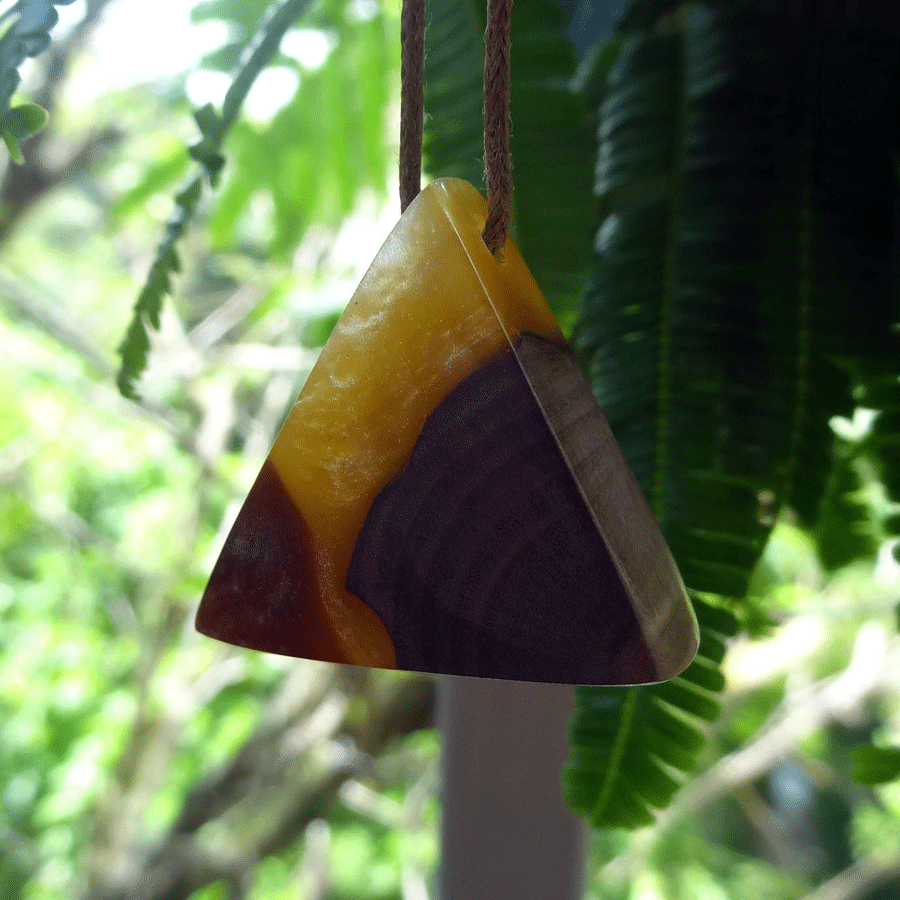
left=197, top=459, right=347, bottom=662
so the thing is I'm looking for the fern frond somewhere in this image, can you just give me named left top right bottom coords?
left=115, top=0, right=314, bottom=399
left=574, top=4, right=900, bottom=596
left=565, top=598, right=738, bottom=829
left=116, top=178, right=203, bottom=400
left=569, top=3, right=900, bottom=827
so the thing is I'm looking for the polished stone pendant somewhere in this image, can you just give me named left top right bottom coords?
left=196, top=178, right=698, bottom=684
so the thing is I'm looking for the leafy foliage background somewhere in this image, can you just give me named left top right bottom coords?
left=559, top=0, right=900, bottom=831
left=0, top=0, right=899, bottom=898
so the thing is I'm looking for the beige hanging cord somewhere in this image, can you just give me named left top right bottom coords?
left=481, top=0, right=513, bottom=254
left=399, top=0, right=513, bottom=256
left=399, top=0, right=425, bottom=212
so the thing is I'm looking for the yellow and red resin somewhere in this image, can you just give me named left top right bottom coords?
left=198, top=179, right=563, bottom=668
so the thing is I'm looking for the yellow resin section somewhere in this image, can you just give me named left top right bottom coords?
left=268, top=178, right=563, bottom=667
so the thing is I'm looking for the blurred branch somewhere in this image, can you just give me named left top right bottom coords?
left=0, top=270, right=253, bottom=471
left=296, top=820, right=330, bottom=900
left=0, top=270, right=114, bottom=376
left=188, top=285, right=264, bottom=350
left=801, top=848, right=900, bottom=900
left=84, top=669, right=435, bottom=900
left=599, top=621, right=900, bottom=893
left=730, top=783, right=806, bottom=875
left=676, top=623, right=900, bottom=816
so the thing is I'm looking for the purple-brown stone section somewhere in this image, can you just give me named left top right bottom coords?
left=196, top=459, right=348, bottom=662
left=345, top=339, right=657, bottom=684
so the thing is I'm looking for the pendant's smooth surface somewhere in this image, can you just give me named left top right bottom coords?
left=196, top=178, right=698, bottom=684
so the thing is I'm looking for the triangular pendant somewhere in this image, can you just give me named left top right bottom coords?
left=196, top=178, right=698, bottom=684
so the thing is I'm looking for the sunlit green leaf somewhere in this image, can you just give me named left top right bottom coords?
left=111, top=147, right=193, bottom=221
left=3, top=101, right=48, bottom=139
left=2, top=128, right=23, bottom=163
left=850, top=745, right=900, bottom=786
left=301, top=310, right=341, bottom=348
left=813, top=442, right=882, bottom=571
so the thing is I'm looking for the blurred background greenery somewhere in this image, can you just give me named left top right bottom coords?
left=1, top=0, right=899, bottom=898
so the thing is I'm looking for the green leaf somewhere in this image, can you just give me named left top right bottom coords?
left=0, top=1, right=75, bottom=148
left=111, top=147, right=193, bottom=221
left=813, top=441, right=881, bottom=571
left=201, top=2, right=396, bottom=256
left=859, top=371, right=900, bottom=537
left=193, top=102, right=222, bottom=140
left=850, top=745, right=900, bottom=786
left=301, top=310, right=341, bottom=348
left=2, top=128, right=23, bottom=164
left=117, top=176, right=205, bottom=399
left=573, top=33, right=627, bottom=110
left=2, top=101, right=48, bottom=139
left=573, top=6, right=900, bottom=600
left=617, top=0, right=683, bottom=32
left=575, top=22, right=772, bottom=598
left=117, top=0, right=341, bottom=398
left=564, top=598, right=738, bottom=829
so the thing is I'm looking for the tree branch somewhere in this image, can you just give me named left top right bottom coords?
left=83, top=670, right=436, bottom=900
left=675, top=623, right=899, bottom=817
left=801, top=849, right=900, bottom=900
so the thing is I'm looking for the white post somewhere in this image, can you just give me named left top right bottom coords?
left=437, top=676, right=587, bottom=899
